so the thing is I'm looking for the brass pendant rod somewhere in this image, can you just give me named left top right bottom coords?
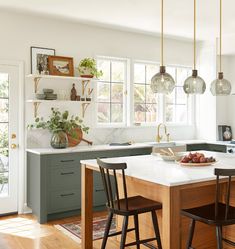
left=219, top=0, right=222, bottom=72
left=161, top=0, right=164, bottom=67
left=193, top=0, right=196, bottom=70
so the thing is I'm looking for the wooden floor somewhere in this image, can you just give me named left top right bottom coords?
left=0, top=213, right=127, bottom=249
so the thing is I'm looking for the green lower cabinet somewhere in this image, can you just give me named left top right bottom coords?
left=187, top=143, right=226, bottom=153
left=27, top=147, right=152, bottom=223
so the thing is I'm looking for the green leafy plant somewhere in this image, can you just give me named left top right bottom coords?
left=28, top=108, right=89, bottom=136
left=78, top=58, right=103, bottom=78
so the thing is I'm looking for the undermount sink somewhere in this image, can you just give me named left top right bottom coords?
left=147, top=142, right=176, bottom=147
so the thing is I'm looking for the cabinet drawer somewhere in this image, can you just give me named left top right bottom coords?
left=49, top=165, right=81, bottom=189
left=48, top=189, right=80, bottom=213
left=48, top=154, right=80, bottom=168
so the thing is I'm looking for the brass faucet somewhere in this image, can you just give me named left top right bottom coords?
left=156, top=123, right=170, bottom=143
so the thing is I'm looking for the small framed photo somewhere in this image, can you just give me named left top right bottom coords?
left=31, top=46, right=55, bottom=75
left=218, top=125, right=232, bottom=141
left=48, top=56, right=74, bottom=76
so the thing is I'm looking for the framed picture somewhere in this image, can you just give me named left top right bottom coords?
left=218, top=125, right=232, bottom=141
left=48, top=56, right=74, bottom=76
left=31, top=46, right=55, bottom=75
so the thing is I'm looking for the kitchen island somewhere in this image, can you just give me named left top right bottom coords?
left=81, top=151, right=235, bottom=249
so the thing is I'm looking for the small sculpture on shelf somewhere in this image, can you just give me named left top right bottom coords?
left=70, top=83, right=77, bottom=101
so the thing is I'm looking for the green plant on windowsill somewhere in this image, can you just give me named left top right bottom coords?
left=78, top=58, right=103, bottom=78
left=28, top=108, right=89, bottom=148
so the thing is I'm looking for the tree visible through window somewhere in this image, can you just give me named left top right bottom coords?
left=165, top=66, right=191, bottom=124
left=97, top=58, right=126, bottom=124
left=133, top=63, right=158, bottom=123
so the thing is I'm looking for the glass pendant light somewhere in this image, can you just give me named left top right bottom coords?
left=210, top=0, right=231, bottom=96
left=151, top=0, right=175, bottom=94
left=183, top=0, right=206, bottom=94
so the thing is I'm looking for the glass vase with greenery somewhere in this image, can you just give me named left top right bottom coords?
left=28, top=108, right=89, bottom=148
left=78, top=58, right=103, bottom=78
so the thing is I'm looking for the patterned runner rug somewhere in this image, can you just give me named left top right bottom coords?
left=54, top=216, right=116, bottom=244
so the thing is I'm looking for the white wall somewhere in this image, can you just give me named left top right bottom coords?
left=0, top=10, right=196, bottom=146
left=196, top=41, right=217, bottom=140
left=220, top=55, right=235, bottom=138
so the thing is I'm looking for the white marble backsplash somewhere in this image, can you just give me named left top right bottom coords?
left=27, top=125, right=195, bottom=148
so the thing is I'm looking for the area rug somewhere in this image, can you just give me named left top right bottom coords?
left=54, top=216, right=116, bottom=244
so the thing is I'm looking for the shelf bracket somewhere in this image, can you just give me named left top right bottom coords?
left=34, top=77, right=41, bottom=93
left=82, top=103, right=90, bottom=118
left=81, top=80, right=90, bottom=96
left=33, top=102, right=41, bottom=118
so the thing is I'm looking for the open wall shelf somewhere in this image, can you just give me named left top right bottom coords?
left=26, top=74, right=95, bottom=118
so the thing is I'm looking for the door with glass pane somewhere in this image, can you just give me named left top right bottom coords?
left=0, top=65, right=19, bottom=214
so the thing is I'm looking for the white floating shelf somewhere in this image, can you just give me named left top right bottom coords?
left=26, top=99, right=92, bottom=104
left=26, top=74, right=99, bottom=81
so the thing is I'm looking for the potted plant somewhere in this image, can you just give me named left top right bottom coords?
left=78, top=58, right=103, bottom=78
left=28, top=108, right=89, bottom=149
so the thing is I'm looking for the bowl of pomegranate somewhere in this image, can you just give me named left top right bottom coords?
left=179, top=152, right=217, bottom=166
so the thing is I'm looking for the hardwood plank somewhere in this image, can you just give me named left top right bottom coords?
left=0, top=213, right=131, bottom=249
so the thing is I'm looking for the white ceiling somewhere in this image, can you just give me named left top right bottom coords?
left=1, top=0, right=235, bottom=52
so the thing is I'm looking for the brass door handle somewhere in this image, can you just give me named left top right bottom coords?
left=11, top=144, right=17, bottom=149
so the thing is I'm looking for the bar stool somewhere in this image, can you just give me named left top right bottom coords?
left=181, top=168, right=235, bottom=249
left=97, top=158, right=163, bottom=249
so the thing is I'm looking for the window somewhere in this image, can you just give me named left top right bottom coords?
left=96, top=57, right=193, bottom=127
left=164, top=66, right=191, bottom=124
left=133, top=63, right=192, bottom=125
left=96, top=57, right=127, bottom=125
left=133, top=63, right=159, bottom=124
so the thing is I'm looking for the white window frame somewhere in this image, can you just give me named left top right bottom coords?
left=163, top=64, right=194, bottom=126
left=132, top=61, right=194, bottom=127
left=131, top=60, right=162, bottom=127
left=95, top=56, right=195, bottom=128
left=95, top=56, right=129, bottom=128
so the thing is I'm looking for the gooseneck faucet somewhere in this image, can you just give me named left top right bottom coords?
left=156, top=123, right=170, bottom=143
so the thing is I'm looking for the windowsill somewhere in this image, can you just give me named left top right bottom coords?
left=94, top=123, right=195, bottom=129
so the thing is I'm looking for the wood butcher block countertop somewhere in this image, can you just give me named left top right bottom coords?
left=81, top=151, right=235, bottom=186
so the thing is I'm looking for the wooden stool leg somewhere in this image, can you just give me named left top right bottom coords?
left=101, top=212, right=113, bottom=249
left=120, top=216, right=129, bottom=249
left=186, top=219, right=195, bottom=249
left=134, top=215, right=140, bottom=249
left=216, top=226, right=223, bottom=249
left=151, top=211, right=162, bottom=249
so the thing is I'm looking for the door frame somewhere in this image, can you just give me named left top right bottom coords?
left=0, top=60, right=25, bottom=214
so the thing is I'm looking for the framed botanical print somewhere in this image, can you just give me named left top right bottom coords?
left=48, top=56, right=74, bottom=76
left=31, top=46, right=55, bottom=75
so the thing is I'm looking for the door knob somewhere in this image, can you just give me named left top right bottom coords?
left=11, top=144, right=17, bottom=149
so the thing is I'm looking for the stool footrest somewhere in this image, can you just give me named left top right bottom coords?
left=125, top=237, right=159, bottom=247
left=107, top=227, right=135, bottom=238
left=223, top=237, right=235, bottom=246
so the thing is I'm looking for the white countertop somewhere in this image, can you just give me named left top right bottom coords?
left=80, top=152, right=235, bottom=187
left=26, top=139, right=235, bottom=155
left=26, top=142, right=153, bottom=155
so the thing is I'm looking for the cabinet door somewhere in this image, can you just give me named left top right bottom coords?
left=207, top=144, right=226, bottom=153
left=186, top=143, right=207, bottom=151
